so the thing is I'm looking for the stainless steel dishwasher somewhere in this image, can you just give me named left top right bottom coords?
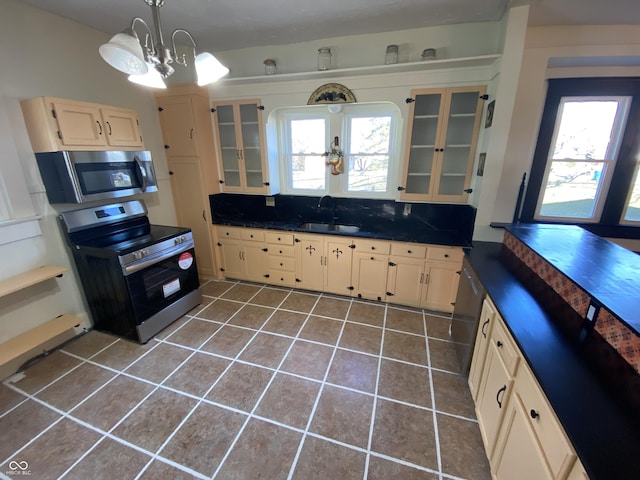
left=451, top=255, right=486, bottom=376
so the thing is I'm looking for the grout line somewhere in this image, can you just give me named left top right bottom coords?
left=425, top=309, right=444, bottom=480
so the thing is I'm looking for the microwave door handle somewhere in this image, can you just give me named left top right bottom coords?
left=134, top=156, right=148, bottom=192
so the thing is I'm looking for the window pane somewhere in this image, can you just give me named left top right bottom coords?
left=290, top=118, right=326, bottom=190
left=623, top=165, right=640, bottom=222
left=552, top=101, right=619, bottom=160
left=348, top=116, right=391, bottom=192
left=539, top=161, right=605, bottom=218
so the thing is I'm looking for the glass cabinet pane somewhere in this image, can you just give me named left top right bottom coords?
left=405, top=93, right=441, bottom=195
left=216, top=105, right=240, bottom=187
left=239, top=103, right=264, bottom=188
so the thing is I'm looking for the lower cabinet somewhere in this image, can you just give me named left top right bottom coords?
left=471, top=297, right=581, bottom=480
left=215, top=226, right=462, bottom=313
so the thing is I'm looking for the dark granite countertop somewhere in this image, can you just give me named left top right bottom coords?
left=506, top=224, right=640, bottom=335
left=467, top=241, right=640, bottom=479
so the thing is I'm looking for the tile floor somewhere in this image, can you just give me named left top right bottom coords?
left=0, top=279, right=491, bottom=480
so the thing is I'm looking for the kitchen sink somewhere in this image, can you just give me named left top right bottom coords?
left=299, top=222, right=360, bottom=233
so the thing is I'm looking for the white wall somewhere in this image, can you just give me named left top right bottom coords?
left=0, top=0, right=176, bottom=345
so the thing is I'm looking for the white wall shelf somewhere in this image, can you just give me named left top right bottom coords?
left=0, top=265, right=66, bottom=298
left=221, top=54, right=502, bottom=85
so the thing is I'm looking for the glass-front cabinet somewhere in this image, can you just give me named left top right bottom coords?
left=212, top=99, right=269, bottom=193
left=399, top=86, right=486, bottom=203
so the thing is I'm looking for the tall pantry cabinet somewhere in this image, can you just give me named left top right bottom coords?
left=155, top=85, right=219, bottom=278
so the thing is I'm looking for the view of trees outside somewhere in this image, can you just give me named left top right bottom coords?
left=347, top=116, right=391, bottom=192
left=290, top=118, right=326, bottom=190
left=539, top=100, right=619, bottom=219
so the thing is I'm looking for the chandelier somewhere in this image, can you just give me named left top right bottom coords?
left=98, top=0, right=229, bottom=89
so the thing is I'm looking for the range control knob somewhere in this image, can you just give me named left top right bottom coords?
left=174, top=236, right=186, bottom=245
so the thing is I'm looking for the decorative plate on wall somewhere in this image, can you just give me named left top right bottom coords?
left=307, top=83, right=356, bottom=105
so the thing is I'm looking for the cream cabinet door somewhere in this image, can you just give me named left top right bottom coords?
left=469, top=298, right=497, bottom=400
left=219, top=240, right=244, bottom=278
left=244, top=242, right=269, bottom=282
left=168, top=159, right=216, bottom=277
left=421, top=262, right=460, bottom=313
left=352, top=252, right=389, bottom=301
left=324, top=239, right=354, bottom=296
left=295, top=235, right=325, bottom=292
left=100, top=107, right=143, bottom=148
left=157, top=96, right=199, bottom=157
left=386, top=256, right=425, bottom=307
left=51, top=99, right=107, bottom=147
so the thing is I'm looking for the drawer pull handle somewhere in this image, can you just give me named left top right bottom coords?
left=444, top=254, right=449, bottom=258
left=496, top=340, right=503, bottom=348
left=407, top=250, right=412, bottom=254
left=530, top=409, right=539, bottom=419
left=496, top=385, right=507, bottom=408
left=481, top=319, right=490, bottom=338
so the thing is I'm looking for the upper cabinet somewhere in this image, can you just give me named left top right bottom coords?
left=20, top=97, right=144, bottom=152
left=399, top=86, right=486, bottom=203
left=211, top=99, right=272, bottom=194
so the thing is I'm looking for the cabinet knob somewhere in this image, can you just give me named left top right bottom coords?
left=497, top=340, right=503, bottom=348
left=164, top=145, right=170, bottom=149
left=158, top=107, right=164, bottom=112
left=397, top=186, right=406, bottom=191
left=464, top=188, right=474, bottom=193
left=444, top=254, right=449, bottom=258
left=405, top=97, right=415, bottom=103
left=407, top=250, right=412, bottom=254
left=169, top=171, right=174, bottom=175
left=530, top=409, right=539, bottom=419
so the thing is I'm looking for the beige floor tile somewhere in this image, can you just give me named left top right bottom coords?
left=163, top=353, right=230, bottom=397
left=426, top=314, right=452, bottom=340
left=71, top=375, right=155, bottom=431
left=238, top=332, right=292, bottom=368
left=63, top=437, right=150, bottom=480
left=438, top=413, right=491, bottom=480
left=428, top=338, right=461, bottom=372
left=91, top=338, right=156, bottom=371
left=161, top=402, right=246, bottom=476
left=155, top=316, right=192, bottom=340
left=310, top=385, right=374, bottom=448
left=347, top=301, right=385, bottom=327
left=312, top=296, right=351, bottom=319
left=112, top=389, right=197, bottom=452
left=207, top=362, right=272, bottom=412
left=371, top=398, right=438, bottom=469
left=292, top=436, right=366, bottom=479
left=138, top=460, right=203, bottom=479
left=377, top=358, right=431, bottom=407
left=298, top=315, right=343, bottom=345
left=339, top=322, right=382, bottom=354
left=3, top=418, right=101, bottom=479
left=62, top=330, right=118, bottom=358
left=36, top=363, right=116, bottom=412
left=432, top=370, right=476, bottom=418
left=220, top=283, right=262, bottom=302
left=249, top=287, right=290, bottom=307
left=261, top=310, right=307, bottom=336
left=382, top=330, right=428, bottom=365
left=386, top=307, right=425, bottom=335
left=280, top=340, right=334, bottom=380
left=0, top=399, right=61, bottom=461
left=255, top=373, right=320, bottom=428
left=125, top=343, right=192, bottom=384
left=164, top=318, right=222, bottom=349
left=197, top=299, right=243, bottom=322
left=367, top=455, right=439, bottom=479
left=200, top=325, right=255, bottom=358
left=9, top=351, right=82, bottom=394
left=227, top=304, right=275, bottom=329
left=201, top=280, right=236, bottom=297
left=327, top=349, right=378, bottom=393
left=0, top=383, right=27, bottom=415
left=280, top=292, right=319, bottom=313
left=214, top=418, right=301, bottom=479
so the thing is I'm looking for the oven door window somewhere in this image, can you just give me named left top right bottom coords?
left=125, top=248, right=199, bottom=324
left=75, top=161, right=142, bottom=194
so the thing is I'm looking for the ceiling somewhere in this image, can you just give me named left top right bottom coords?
left=16, top=0, right=640, bottom=52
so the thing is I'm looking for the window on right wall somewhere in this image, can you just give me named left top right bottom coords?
left=521, top=78, right=640, bottom=232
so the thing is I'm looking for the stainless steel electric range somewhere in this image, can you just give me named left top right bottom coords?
left=59, top=200, right=202, bottom=343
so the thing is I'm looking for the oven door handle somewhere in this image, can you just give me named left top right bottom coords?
left=122, top=240, right=194, bottom=276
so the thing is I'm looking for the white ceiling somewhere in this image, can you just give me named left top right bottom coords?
left=16, top=0, right=640, bottom=52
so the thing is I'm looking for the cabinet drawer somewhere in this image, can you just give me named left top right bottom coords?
left=516, top=365, right=575, bottom=478
left=217, top=226, right=241, bottom=240
left=491, top=319, right=520, bottom=377
left=427, top=246, right=463, bottom=263
left=390, top=242, right=427, bottom=259
left=269, top=256, right=295, bottom=271
left=269, top=270, right=296, bottom=287
left=241, top=229, right=265, bottom=242
left=353, top=239, right=390, bottom=254
left=266, top=232, right=294, bottom=245
left=268, top=245, right=295, bottom=257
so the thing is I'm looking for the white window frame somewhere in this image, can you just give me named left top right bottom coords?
left=277, top=102, right=401, bottom=199
left=534, top=95, right=630, bottom=223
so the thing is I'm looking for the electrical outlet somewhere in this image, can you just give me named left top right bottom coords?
left=403, top=204, right=412, bottom=216
left=265, top=197, right=275, bottom=207
left=585, top=298, right=600, bottom=325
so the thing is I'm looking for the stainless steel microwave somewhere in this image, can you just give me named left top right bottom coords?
left=35, top=150, right=158, bottom=204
